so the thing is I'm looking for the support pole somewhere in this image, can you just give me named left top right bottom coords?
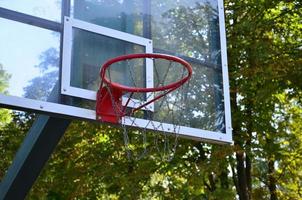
left=0, top=115, right=70, bottom=199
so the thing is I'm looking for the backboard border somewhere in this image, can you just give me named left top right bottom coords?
left=0, top=93, right=232, bottom=144
left=0, top=0, right=233, bottom=144
left=218, top=0, right=233, bottom=138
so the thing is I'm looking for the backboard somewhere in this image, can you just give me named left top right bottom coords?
left=0, top=0, right=232, bottom=144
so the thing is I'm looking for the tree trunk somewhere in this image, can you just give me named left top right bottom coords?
left=230, top=89, right=250, bottom=200
left=245, top=102, right=253, bottom=199
left=245, top=154, right=252, bottom=199
left=236, top=152, right=250, bottom=200
left=268, top=159, right=278, bottom=200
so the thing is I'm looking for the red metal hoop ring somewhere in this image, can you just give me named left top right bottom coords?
left=100, top=53, right=193, bottom=93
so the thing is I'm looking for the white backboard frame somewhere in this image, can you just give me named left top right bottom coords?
left=61, top=17, right=154, bottom=110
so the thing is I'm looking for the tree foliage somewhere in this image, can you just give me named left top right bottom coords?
left=226, top=0, right=302, bottom=199
left=0, top=64, right=12, bottom=128
left=0, top=0, right=301, bottom=199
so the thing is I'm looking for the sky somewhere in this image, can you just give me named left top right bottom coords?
left=0, top=1, right=60, bottom=96
left=0, top=0, right=61, bottom=22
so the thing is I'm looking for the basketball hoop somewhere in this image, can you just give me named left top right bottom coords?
left=96, top=53, right=192, bottom=161
left=96, top=53, right=192, bottom=123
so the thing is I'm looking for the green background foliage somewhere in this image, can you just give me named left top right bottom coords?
left=0, top=0, right=301, bottom=199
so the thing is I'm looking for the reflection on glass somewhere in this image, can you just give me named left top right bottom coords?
left=70, top=28, right=145, bottom=91
left=108, top=59, right=145, bottom=88
left=71, top=0, right=144, bottom=36
left=152, top=0, right=220, bottom=63
left=0, top=0, right=61, bottom=22
left=71, top=0, right=221, bottom=64
left=0, top=18, right=60, bottom=101
left=153, top=61, right=225, bottom=132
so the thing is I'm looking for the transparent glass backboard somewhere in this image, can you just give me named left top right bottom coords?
left=0, top=0, right=232, bottom=144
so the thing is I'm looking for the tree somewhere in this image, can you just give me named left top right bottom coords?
left=23, top=48, right=59, bottom=101
left=225, top=0, right=302, bottom=199
left=0, top=64, right=12, bottom=128
left=0, top=64, right=31, bottom=180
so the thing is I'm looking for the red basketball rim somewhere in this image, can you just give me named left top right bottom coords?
left=100, top=53, right=193, bottom=93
